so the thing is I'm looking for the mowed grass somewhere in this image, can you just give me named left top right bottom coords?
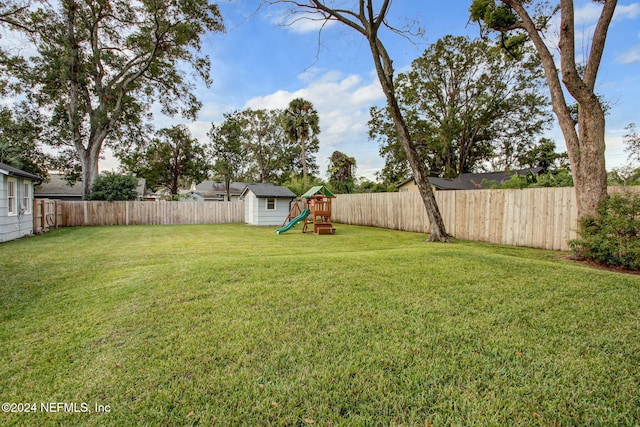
left=1, top=224, right=639, bottom=426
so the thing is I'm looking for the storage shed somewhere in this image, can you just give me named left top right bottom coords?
left=0, top=163, right=42, bottom=243
left=241, top=183, right=296, bottom=226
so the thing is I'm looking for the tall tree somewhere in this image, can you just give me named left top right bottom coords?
left=470, top=0, right=616, bottom=220
left=370, top=35, right=551, bottom=180
left=327, top=150, right=357, bottom=194
left=120, top=125, right=210, bottom=196
left=0, top=0, right=224, bottom=197
left=208, top=111, right=248, bottom=201
left=239, top=108, right=298, bottom=184
left=269, top=0, right=449, bottom=241
left=283, top=98, right=320, bottom=189
left=517, top=137, right=569, bottom=171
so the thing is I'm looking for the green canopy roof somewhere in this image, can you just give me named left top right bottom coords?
left=301, top=185, right=335, bottom=198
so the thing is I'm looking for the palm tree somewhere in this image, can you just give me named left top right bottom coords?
left=0, top=141, right=23, bottom=169
left=284, top=98, right=320, bottom=189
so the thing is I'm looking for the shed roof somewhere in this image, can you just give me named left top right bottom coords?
left=194, top=181, right=250, bottom=199
left=0, top=162, right=42, bottom=182
left=241, top=183, right=296, bottom=199
left=301, top=185, right=335, bottom=198
left=35, top=173, right=146, bottom=198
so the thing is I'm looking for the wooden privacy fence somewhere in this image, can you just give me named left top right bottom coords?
left=333, top=186, right=640, bottom=251
left=33, top=198, right=63, bottom=233
left=59, top=201, right=244, bottom=227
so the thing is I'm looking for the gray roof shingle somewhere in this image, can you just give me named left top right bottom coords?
left=242, top=183, right=296, bottom=198
left=399, top=168, right=545, bottom=190
left=0, top=162, right=42, bottom=182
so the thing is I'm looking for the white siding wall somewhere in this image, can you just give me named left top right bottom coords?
left=244, top=191, right=257, bottom=225
left=256, top=197, right=291, bottom=226
left=0, top=175, right=34, bottom=243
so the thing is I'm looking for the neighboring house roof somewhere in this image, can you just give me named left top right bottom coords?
left=399, top=168, right=545, bottom=191
left=193, top=181, right=249, bottom=199
left=35, top=174, right=84, bottom=199
left=0, top=162, right=42, bottom=182
left=35, top=173, right=147, bottom=199
left=241, top=183, right=297, bottom=199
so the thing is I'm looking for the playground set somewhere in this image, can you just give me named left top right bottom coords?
left=276, top=186, right=336, bottom=235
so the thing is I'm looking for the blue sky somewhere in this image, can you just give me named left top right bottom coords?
left=111, top=1, right=640, bottom=181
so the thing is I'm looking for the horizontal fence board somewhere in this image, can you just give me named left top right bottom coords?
left=51, top=187, right=640, bottom=251
left=59, top=201, right=244, bottom=227
left=334, top=186, right=640, bottom=251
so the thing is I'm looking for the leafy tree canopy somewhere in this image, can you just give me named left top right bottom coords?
left=0, top=0, right=224, bottom=196
left=118, top=125, right=210, bottom=195
left=84, top=172, right=138, bottom=201
left=370, top=35, right=552, bottom=185
left=283, top=98, right=320, bottom=187
left=327, top=151, right=356, bottom=194
left=0, top=102, right=51, bottom=177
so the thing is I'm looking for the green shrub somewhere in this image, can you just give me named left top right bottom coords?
left=569, top=191, right=640, bottom=270
left=85, top=172, right=138, bottom=201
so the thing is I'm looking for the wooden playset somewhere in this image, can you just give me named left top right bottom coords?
left=276, top=185, right=336, bottom=235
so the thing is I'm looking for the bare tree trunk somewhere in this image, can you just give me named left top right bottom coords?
left=366, top=23, right=449, bottom=241
left=269, top=0, right=449, bottom=240
left=300, top=132, right=307, bottom=189
left=385, top=88, right=449, bottom=241
left=501, top=0, right=614, bottom=220
left=572, top=102, right=608, bottom=216
left=79, top=149, right=99, bottom=198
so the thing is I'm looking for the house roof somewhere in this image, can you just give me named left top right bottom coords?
left=35, top=173, right=146, bottom=198
left=241, top=183, right=296, bottom=199
left=399, top=168, right=545, bottom=191
left=194, top=181, right=249, bottom=198
left=35, top=174, right=83, bottom=198
left=301, top=185, right=335, bottom=198
left=0, top=162, right=42, bottom=182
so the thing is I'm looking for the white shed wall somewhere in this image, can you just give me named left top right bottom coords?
left=0, top=175, right=34, bottom=243
left=243, top=190, right=293, bottom=226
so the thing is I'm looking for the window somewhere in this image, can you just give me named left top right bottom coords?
left=266, top=198, right=276, bottom=210
left=7, top=177, right=17, bottom=216
left=22, top=181, right=31, bottom=214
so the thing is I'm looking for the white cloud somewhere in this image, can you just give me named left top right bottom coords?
left=574, top=2, right=639, bottom=25
left=264, top=6, right=337, bottom=34
left=614, top=3, right=640, bottom=20
left=244, top=69, right=385, bottom=179
left=574, top=2, right=604, bottom=25
left=543, top=2, right=640, bottom=65
left=616, top=45, right=640, bottom=64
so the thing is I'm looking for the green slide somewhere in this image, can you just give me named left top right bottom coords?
left=276, top=209, right=310, bottom=234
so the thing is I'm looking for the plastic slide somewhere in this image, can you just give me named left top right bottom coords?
left=276, top=209, right=310, bottom=234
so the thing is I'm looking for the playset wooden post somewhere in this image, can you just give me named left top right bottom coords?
left=276, top=185, right=336, bottom=235
left=301, top=186, right=335, bottom=235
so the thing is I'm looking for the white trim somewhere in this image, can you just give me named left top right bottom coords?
left=265, top=197, right=276, bottom=210
left=22, top=181, right=31, bottom=214
left=7, top=177, right=17, bottom=216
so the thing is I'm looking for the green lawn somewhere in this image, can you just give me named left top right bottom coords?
left=1, top=224, right=639, bottom=426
